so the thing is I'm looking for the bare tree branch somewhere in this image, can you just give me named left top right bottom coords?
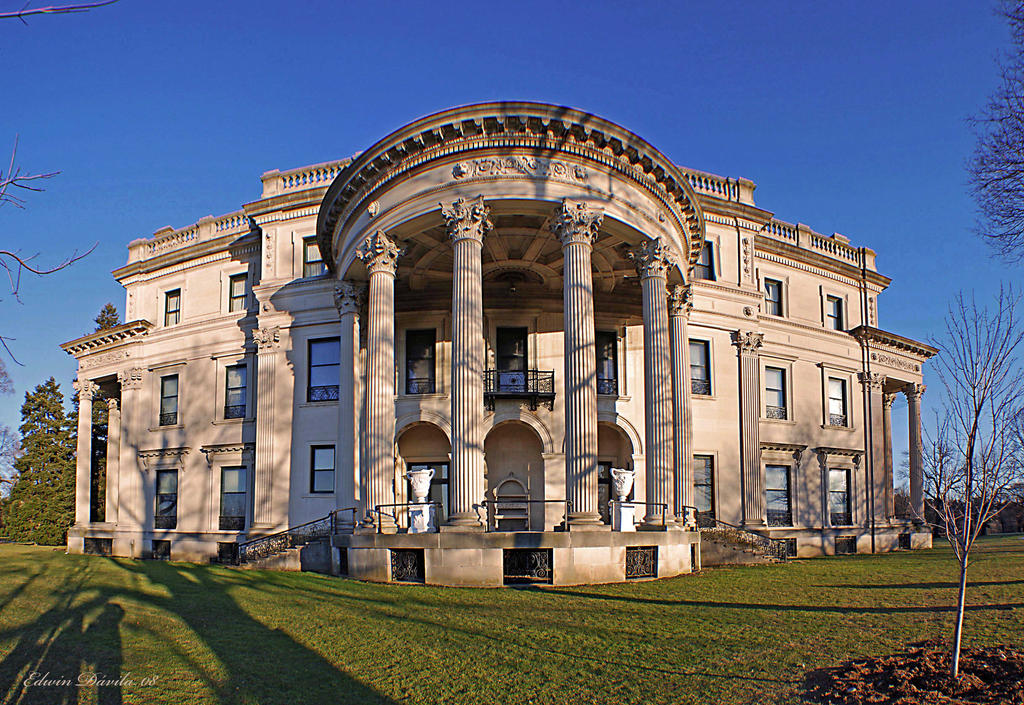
left=0, top=136, right=58, bottom=209
left=0, top=0, right=118, bottom=23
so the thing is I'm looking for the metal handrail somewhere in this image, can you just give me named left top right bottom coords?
left=609, top=500, right=669, bottom=526
left=237, top=508, right=356, bottom=563
left=480, top=498, right=570, bottom=532
left=372, top=502, right=443, bottom=534
left=700, top=517, right=791, bottom=560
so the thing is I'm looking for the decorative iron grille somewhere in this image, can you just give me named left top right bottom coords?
left=782, top=538, right=798, bottom=558
left=150, top=539, right=171, bottom=560
left=159, top=412, right=178, bottom=426
left=898, top=534, right=912, bottom=550
left=406, top=377, right=435, bottom=395
left=224, top=404, right=246, bottom=419
left=484, top=370, right=555, bottom=411
left=766, top=509, right=791, bottom=527
left=216, top=542, right=239, bottom=564
left=338, top=548, right=349, bottom=575
left=83, top=538, right=112, bottom=556
left=691, top=379, right=712, bottom=396
left=596, top=378, right=618, bottom=395
left=219, top=515, right=245, bottom=531
left=308, top=385, right=339, bottom=402
left=766, top=405, right=787, bottom=420
left=830, top=511, right=852, bottom=526
left=625, top=546, right=658, bottom=579
left=834, top=536, right=857, bottom=555
left=390, top=549, right=425, bottom=583
left=503, top=549, right=552, bottom=584
left=154, top=515, right=176, bottom=530
left=829, top=413, right=847, bottom=427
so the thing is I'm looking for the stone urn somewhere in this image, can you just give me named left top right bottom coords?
left=609, top=467, right=635, bottom=502
left=406, top=467, right=435, bottom=504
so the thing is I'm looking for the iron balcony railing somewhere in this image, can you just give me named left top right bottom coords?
left=154, top=515, right=176, bottom=529
left=224, top=404, right=246, bottom=419
left=159, top=412, right=178, bottom=426
left=370, top=502, right=444, bottom=533
left=219, top=515, right=245, bottom=531
left=406, top=377, right=435, bottom=395
left=596, top=377, right=618, bottom=395
left=480, top=498, right=570, bottom=532
left=829, top=413, right=847, bottom=427
left=483, top=369, right=555, bottom=410
left=691, top=379, right=711, bottom=396
left=766, top=405, right=787, bottom=420
left=308, top=385, right=339, bottom=402
left=830, top=511, right=852, bottom=526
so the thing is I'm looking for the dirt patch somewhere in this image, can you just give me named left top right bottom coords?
left=803, top=639, right=1024, bottom=704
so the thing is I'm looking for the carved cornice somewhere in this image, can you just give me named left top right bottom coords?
left=118, top=367, right=145, bottom=390
left=667, top=284, right=693, bottom=317
left=441, top=195, right=493, bottom=244
left=627, top=237, right=678, bottom=279
left=60, top=320, right=153, bottom=358
left=138, top=447, right=190, bottom=469
left=253, top=326, right=280, bottom=352
left=334, top=281, right=365, bottom=315
left=550, top=198, right=604, bottom=247
left=849, top=325, right=937, bottom=361
left=816, top=446, right=864, bottom=466
left=71, top=379, right=99, bottom=401
left=731, top=330, right=764, bottom=354
left=858, top=372, right=886, bottom=390
left=356, top=230, right=404, bottom=276
left=199, top=443, right=255, bottom=465
left=761, top=442, right=806, bottom=462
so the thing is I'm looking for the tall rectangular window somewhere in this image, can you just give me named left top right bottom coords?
left=495, top=327, right=528, bottom=392
left=310, top=445, right=335, bottom=494
left=159, top=374, right=179, bottom=426
left=828, top=377, right=848, bottom=427
left=164, top=289, right=181, bottom=326
left=405, top=329, right=436, bottom=395
left=596, top=330, right=618, bottom=395
left=155, top=469, right=178, bottom=529
left=228, top=274, right=247, bottom=312
left=694, top=241, right=715, bottom=281
left=220, top=466, right=246, bottom=530
left=829, top=468, right=851, bottom=525
left=766, top=464, right=792, bottom=526
left=224, top=364, right=247, bottom=419
left=303, top=237, right=326, bottom=278
left=826, top=295, right=844, bottom=330
left=764, top=278, right=783, bottom=316
left=764, top=366, right=787, bottom=420
left=694, top=455, right=715, bottom=527
left=308, top=338, right=340, bottom=402
left=689, top=340, right=711, bottom=395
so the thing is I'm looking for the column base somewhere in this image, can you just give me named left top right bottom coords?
left=565, top=522, right=612, bottom=532
left=440, top=523, right=485, bottom=533
left=566, top=512, right=604, bottom=527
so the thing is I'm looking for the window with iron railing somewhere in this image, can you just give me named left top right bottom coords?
left=307, top=338, right=340, bottom=402
left=219, top=466, right=246, bottom=530
left=596, top=331, right=618, bottom=395
left=224, top=364, right=246, bottom=419
left=765, top=464, right=791, bottom=526
left=829, top=468, right=851, bottom=525
left=155, top=469, right=178, bottom=529
left=828, top=377, right=847, bottom=427
left=765, top=367, right=787, bottom=420
left=405, top=329, right=436, bottom=394
left=159, top=374, right=178, bottom=426
left=690, top=340, right=711, bottom=395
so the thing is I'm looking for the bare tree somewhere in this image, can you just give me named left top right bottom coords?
left=0, top=1, right=118, bottom=22
left=929, top=287, right=1024, bottom=679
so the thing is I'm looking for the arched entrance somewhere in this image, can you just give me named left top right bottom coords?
left=397, top=422, right=451, bottom=522
left=484, top=421, right=545, bottom=530
left=597, top=423, right=635, bottom=524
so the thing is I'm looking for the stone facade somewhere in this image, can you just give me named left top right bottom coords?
left=62, top=102, right=934, bottom=585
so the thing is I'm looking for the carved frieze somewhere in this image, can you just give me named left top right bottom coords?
left=441, top=195, right=493, bottom=243
left=451, top=156, right=587, bottom=183
left=869, top=351, right=920, bottom=373
left=731, top=330, right=764, bottom=354
left=334, top=281, right=365, bottom=315
left=627, top=237, right=677, bottom=279
left=118, top=367, right=144, bottom=390
left=356, top=230, right=404, bottom=276
left=80, top=349, right=130, bottom=370
left=550, top=198, right=604, bottom=247
left=667, top=284, right=693, bottom=317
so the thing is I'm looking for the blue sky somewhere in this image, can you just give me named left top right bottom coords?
left=0, top=1, right=1017, bottom=465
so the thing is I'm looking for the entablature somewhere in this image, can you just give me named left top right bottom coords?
left=60, top=320, right=154, bottom=359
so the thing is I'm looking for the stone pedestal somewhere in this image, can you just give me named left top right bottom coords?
left=408, top=504, right=436, bottom=534
left=612, top=503, right=636, bottom=532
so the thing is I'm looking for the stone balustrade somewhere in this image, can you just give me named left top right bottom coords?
left=760, top=217, right=877, bottom=271
left=261, top=158, right=354, bottom=198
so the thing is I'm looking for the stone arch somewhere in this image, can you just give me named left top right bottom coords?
left=396, top=410, right=452, bottom=443
left=484, top=420, right=546, bottom=530
left=485, top=407, right=554, bottom=454
left=395, top=420, right=451, bottom=521
left=596, top=410, right=643, bottom=456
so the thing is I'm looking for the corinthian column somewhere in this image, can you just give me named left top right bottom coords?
left=357, top=230, right=404, bottom=532
left=442, top=196, right=491, bottom=528
left=72, top=378, right=98, bottom=526
left=905, top=383, right=926, bottom=523
left=883, top=391, right=896, bottom=519
left=732, top=330, right=765, bottom=526
left=335, top=281, right=364, bottom=514
left=668, top=284, right=694, bottom=525
left=252, top=326, right=280, bottom=528
left=552, top=199, right=604, bottom=526
left=628, top=238, right=677, bottom=527
left=105, top=398, right=121, bottom=524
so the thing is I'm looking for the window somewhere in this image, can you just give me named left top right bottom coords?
left=694, top=241, right=715, bottom=280
left=224, top=364, right=247, bottom=419
left=228, top=274, right=247, bottom=312
left=303, top=237, right=326, bottom=278
left=159, top=374, right=178, bottom=426
left=829, top=468, right=851, bottom=525
left=764, top=278, right=783, bottom=316
left=220, top=466, right=246, bottom=530
left=765, top=464, right=792, bottom=526
left=155, top=469, right=178, bottom=529
left=694, top=455, right=715, bottom=527
left=310, top=446, right=335, bottom=494
left=828, top=377, right=848, bottom=427
left=308, top=338, right=340, bottom=402
left=690, top=340, right=711, bottom=395
left=164, top=289, right=181, bottom=326
left=596, top=331, right=618, bottom=395
left=764, top=367, right=787, bottom=420
left=826, top=295, right=844, bottom=331
left=495, top=327, right=528, bottom=392
left=406, top=462, right=449, bottom=521
left=405, top=329, right=436, bottom=394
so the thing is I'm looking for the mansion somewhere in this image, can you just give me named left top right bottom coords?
left=63, top=102, right=934, bottom=586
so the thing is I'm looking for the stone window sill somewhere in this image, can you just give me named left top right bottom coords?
left=299, top=401, right=338, bottom=409
left=149, top=424, right=183, bottom=432
left=212, top=417, right=253, bottom=425
left=761, top=417, right=796, bottom=425
left=821, top=424, right=856, bottom=433
left=691, top=393, right=716, bottom=401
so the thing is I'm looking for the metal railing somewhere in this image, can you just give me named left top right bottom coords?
left=608, top=500, right=669, bottom=527
left=308, top=385, right=339, bottom=402
left=691, top=379, right=711, bottom=396
left=766, top=405, right=787, bottom=420
left=480, top=498, right=570, bottom=532
left=224, top=404, right=246, bottom=419
left=483, top=369, right=555, bottom=410
left=596, top=378, right=618, bottom=395
left=699, top=517, right=792, bottom=561
left=237, top=507, right=357, bottom=563
left=158, top=412, right=178, bottom=426
left=370, top=502, right=443, bottom=533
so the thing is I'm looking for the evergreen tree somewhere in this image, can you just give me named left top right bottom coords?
left=94, top=303, right=121, bottom=331
left=0, top=378, right=75, bottom=544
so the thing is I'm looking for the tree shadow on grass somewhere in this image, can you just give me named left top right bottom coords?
left=811, top=579, right=1024, bottom=590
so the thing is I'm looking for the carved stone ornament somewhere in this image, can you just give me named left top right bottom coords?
left=731, top=330, right=764, bottom=354
left=356, top=230, right=404, bottom=276
left=883, top=392, right=898, bottom=409
left=451, top=156, right=588, bottom=183
left=627, top=237, right=677, bottom=279
left=441, top=195, right=493, bottom=243
left=334, top=280, right=365, bottom=315
left=71, top=379, right=99, bottom=401
left=858, top=372, right=886, bottom=390
left=609, top=467, right=636, bottom=502
left=106, top=398, right=119, bottom=414
left=667, top=284, right=693, bottom=317
left=117, top=367, right=144, bottom=390
left=406, top=466, right=435, bottom=504
left=904, top=382, right=926, bottom=400
left=551, top=198, right=604, bottom=247
left=254, top=326, right=280, bottom=351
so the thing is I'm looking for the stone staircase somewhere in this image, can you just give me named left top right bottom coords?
left=236, top=508, right=356, bottom=573
left=699, top=520, right=791, bottom=567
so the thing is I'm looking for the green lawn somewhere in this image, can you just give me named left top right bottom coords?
left=0, top=537, right=1022, bottom=705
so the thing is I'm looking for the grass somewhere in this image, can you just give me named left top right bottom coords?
left=0, top=537, right=1022, bottom=705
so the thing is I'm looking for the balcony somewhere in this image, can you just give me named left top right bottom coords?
left=484, top=370, right=555, bottom=411
left=596, top=377, right=618, bottom=396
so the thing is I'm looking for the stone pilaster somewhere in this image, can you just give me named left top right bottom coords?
left=72, top=379, right=98, bottom=526
left=628, top=237, right=677, bottom=527
left=883, top=391, right=897, bottom=519
left=552, top=199, right=604, bottom=526
left=104, top=397, right=121, bottom=524
left=859, top=371, right=887, bottom=525
left=442, top=196, right=491, bottom=528
left=732, top=330, right=765, bottom=526
left=905, top=382, right=926, bottom=522
left=116, top=368, right=143, bottom=532
left=335, top=281, right=364, bottom=513
left=252, top=326, right=281, bottom=528
left=668, top=284, right=694, bottom=524
left=357, top=230, right=404, bottom=532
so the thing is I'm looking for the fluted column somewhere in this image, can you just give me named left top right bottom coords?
left=442, top=196, right=492, bottom=528
left=883, top=391, right=896, bottom=519
left=116, top=368, right=143, bottom=535
left=732, top=331, right=765, bottom=526
left=905, top=383, right=926, bottom=522
left=357, top=230, right=404, bottom=531
left=552, top=199, right=605, bottom=526
left=252, top=326, right=280, bottom=528
left=859, top=372, right=887, bottom=526
left=335, top=281, right=364, bottom=513
left=668, top=284, right=694, bottom=525
left=628, top=238, right=677, bottom=527
left=104, top=397, right=121, bottom=524
left=72, top=379, right=98, bottom=526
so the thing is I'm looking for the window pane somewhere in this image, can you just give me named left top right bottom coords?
left=829, top=468, right=847, bottom=493
left=222, top=467, right=246, bottom=493
left=157, top=471, right=177, bottom=494
left=230, top=275, right=246, bottom=297
left=161, top=375, right=178, bottom=397
left=309, top=366, right=338, bottom=388
left=312, top=470, right=334, bottom=493
left=310, top=339, right=340, bottom=366
left=221, top=493, right=246, bottom=517
left=227, top=365, right=246, bottom=389
left=312, top=446, right=335, bottom=471
left=765, top=465, right=788, bottom=491
left=156, top=496, right=177, bottom=516
left=766, top=490, right=789, bottom=512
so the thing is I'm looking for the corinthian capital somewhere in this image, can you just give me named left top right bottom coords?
left=117, top=368, right=144, bottom=390
left=627, top=237, right=678, bottom=279
left=72, top=379, right=99, bottom=401
left=356, top=230, right=404, bottom=276
left=254, top=326, right=280, bottom=352
left=667, top=284, right=693, bottom=317
left=904, top=382, right=926, bottom=401
left=441, top=195, right=492, bottom=243
left=550, top=198, right=604, bottom=247
left=333, top=280, right=365, bottom=315
left=730, top=330, right=764, bottom=354
left=858, top=372, right=885, bottom=390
